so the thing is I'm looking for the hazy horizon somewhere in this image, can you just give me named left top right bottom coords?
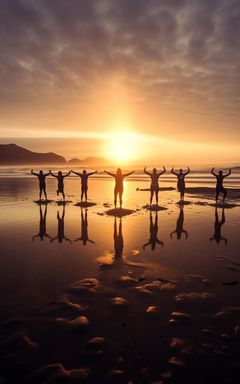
left=1, top=136, right=240, bottom=167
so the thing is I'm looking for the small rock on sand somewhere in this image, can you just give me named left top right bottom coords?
left=51, top=315, right=89, bottom=329
left=111, top=297, right=128, bottom=305
left=168, top=356, right=185, bottom=367
left=29, top=364, right=90, bottom=383
left=85, top=337, right=106, bottom=350
left=146, top=306, right=159, bottom=315
left=68, top=278, right=100, bottom=294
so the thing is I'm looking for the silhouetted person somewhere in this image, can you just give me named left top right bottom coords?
left=171, top=167, right=190, bottom=201
left=114, top=217, right=124, bottom=259
left=104, top=168, right=134, bottom=208
left=170, top=205, right=188, bottom=240
left=49, top=170, right=71, bottom=201
left=211, top=168, right=231, bottom=203
left=32, top=204, right=51, bottom=241
left=51, top=206, right=71, bottom=243
left=71, top=169, right=97, bottom=201
left=210, top=207, right=227, bottom=245
left=31, top=169, right=50, bottom=200
left=144, top=166, right=166, bottom=205
left=143, top=211, right=164, bottom=251
left=74, top=208, right=95, bottom=246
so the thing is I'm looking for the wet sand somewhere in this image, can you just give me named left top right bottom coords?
left=0, top=177, right=240, bottom=383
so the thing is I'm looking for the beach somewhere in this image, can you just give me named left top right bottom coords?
left=0, top=171, right=240, bottom=383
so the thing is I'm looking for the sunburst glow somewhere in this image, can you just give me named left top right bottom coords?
left=104, top=131, right=143, bottom=163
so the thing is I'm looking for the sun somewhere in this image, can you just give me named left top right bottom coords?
left=104, top=131, right=140, bottom=163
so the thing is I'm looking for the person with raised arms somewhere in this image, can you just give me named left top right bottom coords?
left=104, top=168, right=134, bottom=208
left=71, top=169, right=97, bottom=202
left=144, top=166, right=166, bottom=206
left=211, top=167, right=231, bottom=203
left=49, top=170, right=71, bottom=201
left=171, top=167, right=190, bottom=202
left=31, top=169, right=50, bottom=201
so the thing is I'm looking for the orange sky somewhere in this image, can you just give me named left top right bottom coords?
left=0, top=1, right=240, bottom=164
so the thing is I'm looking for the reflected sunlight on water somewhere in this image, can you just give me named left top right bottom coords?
left=0, top=177, right=240, bottom=383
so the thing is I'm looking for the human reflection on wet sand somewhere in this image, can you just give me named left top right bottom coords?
left=143, top=211, right=164, bottom=251
left=170, top=205, right=188, bottom=240
left=32, top=204, right=51, bottom=242
left=51, top=206, right=71, bottom=244
left=210, top=207, right=227, bottom=245
left=74, top=208, right=95, bottom=246
left=114, top=216, right=124, bottom=259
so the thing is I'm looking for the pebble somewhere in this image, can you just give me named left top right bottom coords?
left=146, top=306, right=159, bottom=314
left=168, top=356, right=185, bottom=367
left=85, top=337, right=106, bottom=350
left=169, top=337, right=186, bottom=349
left=171, top=311, right=192, bottom=320
left=51, top=315, right=89, bottom=329
left=175, top=292, right=214, bottom=304
left=68, top=278, right=100, bottom=294
left=111, top=297, right=128, bottom=305
left=29, top=364, right=90, bottom=383
left=106, top=369, right=125, bottom=378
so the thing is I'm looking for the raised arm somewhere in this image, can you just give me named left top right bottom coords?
left=211, top=168, right=217, bottom=177
left=44, top=172, right=51, bottom=177
left=63, top=236, right=72, bottom=243
left=184, top=167, right=190, bottom=175
left=71, top=170, right=81, bottom=176
left=87, top=171, right=97, bottom=176
left=158, top=166, right=166, bottom=176
left=123, top=170, right=135, bottom=178
left=156, top=239, right=164, bottom=247
left=170, top=230, right=176, bottom=239
left=32, top=234, right=39, bottom=241
left=49, top=170, right=58, bottom=178
left=104, top=170, right=115, bottom=177
left=31, top=169, right=38, bottom=176
left=143, top=240, right=151, bottom=250
left=63, top=171, right=71, bottom=177
left=171, top=167, right=178, bottom=176
left=224, top=168, right=231, bottom=178
left=144, top=167, right=151, bottom=176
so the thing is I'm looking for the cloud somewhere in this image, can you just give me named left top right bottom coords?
left=0, top=0, right=239, bottom=143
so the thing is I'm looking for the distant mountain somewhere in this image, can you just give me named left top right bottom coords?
left=68, top=157, right=109, bottom=166
left=0, top=144, right=66, bottom=165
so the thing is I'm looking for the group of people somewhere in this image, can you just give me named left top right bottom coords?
left=31, top=166, right=232, bottom=206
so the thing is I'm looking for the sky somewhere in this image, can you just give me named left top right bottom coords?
left=0, top=0, right=240, bottom=164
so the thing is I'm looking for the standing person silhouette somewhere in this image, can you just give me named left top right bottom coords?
left=71, top=169, right=97, bottom=202
left=31, top=169, right=50, bottom=201
left=114, top=217, right=124, bottom=259
left=74, top=208, right=95, bottom=246
left=170, top=205, right=188, bottom=240
left=209, top=207, right=227, bottom=244
left=32, top=204, right=51, bottom=241
left=211, top=168, right=231, bottom=203
left=143, top=211, right=164, bottom=250
left=104, top=168, right=134, bottom=208
left=144, top=166, right=166, bottom=206
left=49, top=170, right=71, bottom=201
left=171, top=167, right=190, bottom=202
left=51, top=206, right=71, bottom=243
